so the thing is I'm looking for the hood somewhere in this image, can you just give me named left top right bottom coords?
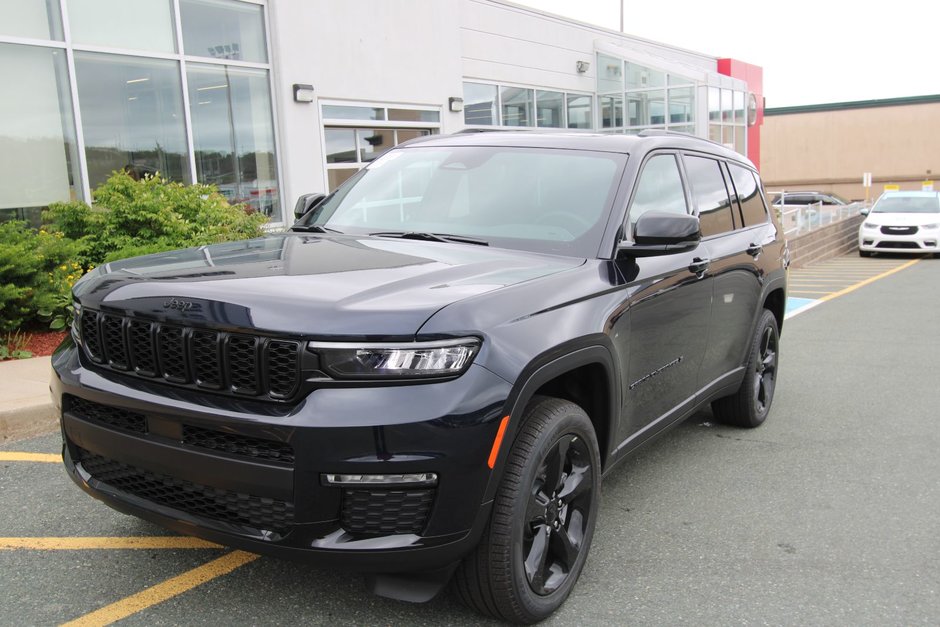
left=74, top=233, right=584, bottom=337
left=866, top=212, right=940, bottom=226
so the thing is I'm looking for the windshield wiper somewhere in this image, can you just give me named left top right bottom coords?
left=369, top=231, right=489, bottom=246
left=290, top=224, right=343, bottom=234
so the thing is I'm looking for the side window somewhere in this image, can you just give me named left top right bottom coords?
left=683, top=155, right=735, bottom=237
left=627, top=154, right=688, bottom=236
left=727, top=163, right=769, bottom=227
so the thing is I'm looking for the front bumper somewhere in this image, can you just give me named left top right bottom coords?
left=52, top=340, right=510, bottom=572
left=858, top=226, right=939, bottom=252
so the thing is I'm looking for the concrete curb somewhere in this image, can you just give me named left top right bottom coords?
left=0, top=356, right=58, bottom=444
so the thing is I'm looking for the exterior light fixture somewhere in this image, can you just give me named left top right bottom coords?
left=293, top=83, right=315, bottom=103
left=747, top=92, right=759, bottom=126
left=448, top=96, right=464, bottom=112
left=576, top=60, right=590, bottom=73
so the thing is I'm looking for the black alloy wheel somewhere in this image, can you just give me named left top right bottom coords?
left=523, top=432, right=594, bottom=595
left=712, top=308, right=780, bottom=428
left=453, top=397, right=600, bottom=624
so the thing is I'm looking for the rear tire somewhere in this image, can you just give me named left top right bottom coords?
left=453, top=397, right=600, bottom=624
left=712, top=309, right=779, bottom=428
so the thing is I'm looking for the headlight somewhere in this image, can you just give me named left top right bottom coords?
left=863, top=222, right=879, bottom=229
left=309, top=338, right=480, bottom=379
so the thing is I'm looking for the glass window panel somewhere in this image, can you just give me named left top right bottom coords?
left=74, top=52, right=189, bottom=188
left=734, top=91, right=745, bottom=124
left=626, top=90, right=665, bottom=126
left=68, top=0, right=175, bottom=52
left=709, top=123, right=722, bottom=143
left=684, top=155, right=735, bottom=236
left=324, top=129, right=357, bottom=164
left=536, top=90, right=564, bottom=128
left=625, top=62, right=664, bottom=90
left=566, top=94, right=592, bottom=129
left=501, top=87, right=533, bottom=127
left=671, top=124, right=694, bottom=135
left=600, top=94, right=623, bottom=128
left=396, top=129, right=431, bottom=144
left=597, top=53, right=623, bottom=94
left=327, top=168, right=359, bottom=192
left=708, top=86, right=720, bottom=122
left=388, top=108, right=439, bottom=123
left=734, top=127, right=746, bottom=155
left=0, top=44, right=81, bottom=222
left=728, top=164, right=767, bottom=226
left=180, top=0, right=267, bottom=62
left=668, top=87, right=694, bottom=125
left=188, top=64, right=280, bottom=219
left=463, top=82, right=497, bottom=125
left=322, top=105, right=385, bottom=121
left=358, top=129, right=395, bottom=162
left=0, top=0, right=63, bottom=40
left=723, top=125, right=734, bottom=148
left=721, top=88, right=733, bottom=123
left=667, top=73, right=693, bottom=86
left=628, top=154, right=687, bottom=232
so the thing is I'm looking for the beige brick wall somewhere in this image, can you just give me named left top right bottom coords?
left=760, top=101, right=940, bottom=202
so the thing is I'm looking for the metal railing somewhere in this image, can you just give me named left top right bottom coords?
left=772, top=197, right=869, bottom=236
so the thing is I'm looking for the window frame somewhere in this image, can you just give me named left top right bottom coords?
left=623, top=150, right=692, bottom=241
left=680, top=152, right=738, bottom=238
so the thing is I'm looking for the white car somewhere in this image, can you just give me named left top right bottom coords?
left=858, top=191, right=940, bottom=257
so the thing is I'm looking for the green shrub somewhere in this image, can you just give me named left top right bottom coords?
left=0, top=221, right=81, bottom=332
left=44, top=171, right=268, bottom=267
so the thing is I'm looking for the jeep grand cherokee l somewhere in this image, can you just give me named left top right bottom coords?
left=53, top=131, right=787, bottom=623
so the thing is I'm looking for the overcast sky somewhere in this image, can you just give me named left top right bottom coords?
left=514, top=0, right=940, bottom=108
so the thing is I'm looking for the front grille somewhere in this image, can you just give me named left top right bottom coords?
left=341, top=488, right=435, bottom=535
left=880, top=225, right=918, bottom=235
left=876, top=241, right=920, bottom=249
left=68, top=396, right=147, bottom=434
left=182, top=425, right=295, bottom=464
left=78, top=309, right=301, bottom=401
left=77, top=448, right=294, bottom=532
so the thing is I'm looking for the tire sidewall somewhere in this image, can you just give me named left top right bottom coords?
left=746, top=310, right=779, bottom=425
left=503, top=402, right=601, bottom=620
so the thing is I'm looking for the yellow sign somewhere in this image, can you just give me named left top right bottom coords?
left=923, top=180, right=934, bottom=191
left=883, top=184, right=900, bottom=192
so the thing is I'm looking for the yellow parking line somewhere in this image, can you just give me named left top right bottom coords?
left=0, top=452, right=61, bottom=463
left=819, top=258, right=921, bottom=302
left=0, top=537, right=221, bottom=550
left=61, top=550, right=259, bottom=627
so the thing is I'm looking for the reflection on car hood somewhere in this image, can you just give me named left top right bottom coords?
left=867, top=212, right=940, bottom=226
left=73, top=233, right=584, bottom=336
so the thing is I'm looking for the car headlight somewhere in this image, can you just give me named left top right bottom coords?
left=863, top=222, right=879, bottom=229
left=309, top=338, right=480, bottom=379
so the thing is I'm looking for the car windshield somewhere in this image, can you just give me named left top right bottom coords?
left=297, top=145, right=626, bottom=257
left=872, top=195, right=940, bottom=214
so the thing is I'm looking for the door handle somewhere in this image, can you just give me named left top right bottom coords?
left=689, top=257, right=710, bottom=276
left=747, top=243, right=763, bottom=257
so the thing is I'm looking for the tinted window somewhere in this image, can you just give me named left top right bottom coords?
left=728, top=163, right=768, bottom=227
left=684, top=155, right=735, bottom=236
left=627, top=154, right=688, bottom=234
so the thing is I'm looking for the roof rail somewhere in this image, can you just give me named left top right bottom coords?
left=637, top=128, right=726, bottom=148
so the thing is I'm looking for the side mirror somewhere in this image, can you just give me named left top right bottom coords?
left=859, top=207, right=870, bottom=216
left=617, top=211, right=701, bottom=258
left=294, top=192, right=327, bottom=220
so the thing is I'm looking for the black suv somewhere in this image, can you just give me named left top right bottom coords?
left=53, top=131, right=787, bottom=623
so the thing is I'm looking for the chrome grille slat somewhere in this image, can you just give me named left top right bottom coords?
left=77, top=309, right=301, bottom=401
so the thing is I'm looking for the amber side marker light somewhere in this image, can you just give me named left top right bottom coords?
left=487, top=416, right=510, bottom=469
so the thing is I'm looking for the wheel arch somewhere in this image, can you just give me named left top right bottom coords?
left=763, top=284, right=786, bottom=335
left=483, top=341, right=618, bottom=503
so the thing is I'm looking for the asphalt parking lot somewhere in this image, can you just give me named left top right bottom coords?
left=2, top=255, right=938, bottom=626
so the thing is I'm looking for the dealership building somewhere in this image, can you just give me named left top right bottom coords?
left=1, top=0, right=763, bottom=227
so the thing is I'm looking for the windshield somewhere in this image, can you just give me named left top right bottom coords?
left=872, top=194, right=940, bottom=214
left=297, top=145, right=626, bottom=257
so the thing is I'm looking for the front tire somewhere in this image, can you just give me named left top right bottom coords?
left=454, top=397, right=600, bottom=624
left=712, top=309, right=779, bottom=428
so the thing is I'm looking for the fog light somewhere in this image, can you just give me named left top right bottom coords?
left=322, top=472, right=438, bottom=487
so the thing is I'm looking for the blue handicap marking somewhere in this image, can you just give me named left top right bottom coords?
left=785, top=297, right=818, bottom=318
